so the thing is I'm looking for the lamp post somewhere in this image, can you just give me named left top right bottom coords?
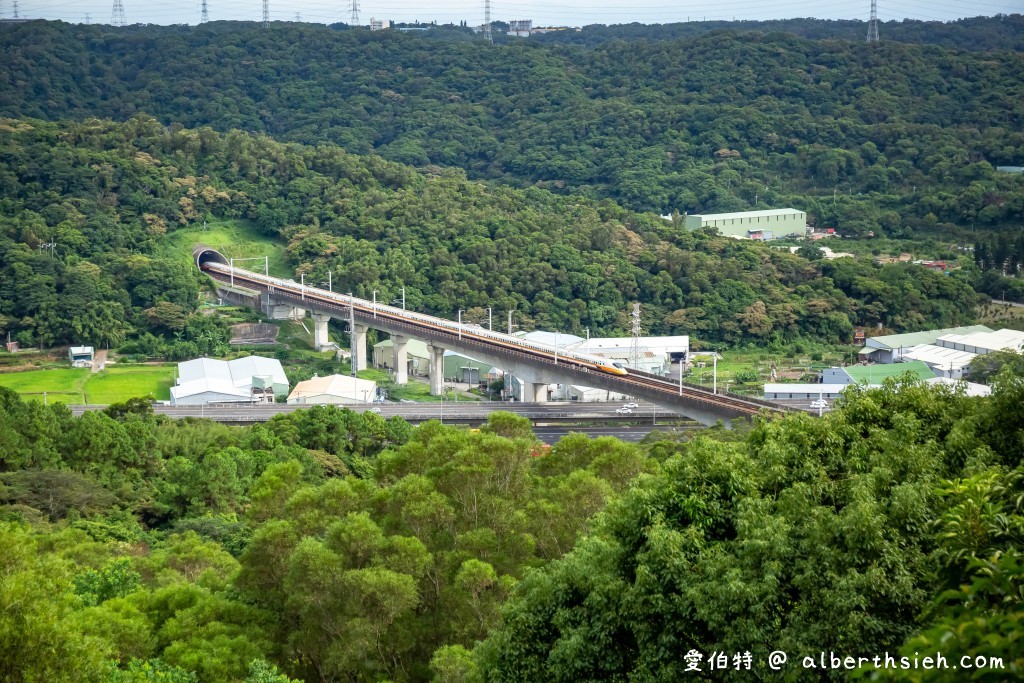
left=348, top=293, right=355, bottom=378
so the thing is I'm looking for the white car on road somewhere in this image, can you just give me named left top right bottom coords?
left=809, top=399, right=829, bottom=408
left=615, top=407, right=633, bottom=414
left=622, top=402, right=639, bottom=409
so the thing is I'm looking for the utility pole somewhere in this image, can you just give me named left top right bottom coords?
left=349, top=293, right=356, bottom=378
left=111, top=0, right=126, bottom=26
left=867, top=0, right=879, bottom=42
left=262, top=0, right=268, bottom=28
left=483, top=0, right=492, bottom=43
left=201, top=0, right=208, bottom=22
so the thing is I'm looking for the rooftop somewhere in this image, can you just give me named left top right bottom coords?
left=288, top=374, right=377, bottom=402
left=691, top=208, right=805, bottom=220
left=866, top=325, right=993, bottom=351
left=842, top=361, right=936, bottom=383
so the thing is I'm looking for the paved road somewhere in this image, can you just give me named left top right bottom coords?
left=534, top=425, right=697, bottom=443
left=69, top=400, right=699, bottom=425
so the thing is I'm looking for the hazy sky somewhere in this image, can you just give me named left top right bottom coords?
left=10, top=0, right=1020, bottom=29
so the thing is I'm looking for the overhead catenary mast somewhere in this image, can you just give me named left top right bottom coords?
left=111, top=0, right=126, bottom=26
left=864, top=0, right=880, bottom=42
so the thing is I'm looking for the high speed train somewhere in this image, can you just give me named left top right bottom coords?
left=201, top=260, right=629, bottom=377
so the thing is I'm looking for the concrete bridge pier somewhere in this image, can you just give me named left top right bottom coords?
left=516, top=380, right=550, bottom=403
left=351, top=324, right=368, bottom=371
left=392, top=335, right=409, bottom=385
left=312, top=314, right=332, bottom=351
left=428, top=343, right=445, bottom=396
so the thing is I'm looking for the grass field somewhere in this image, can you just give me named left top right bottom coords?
left=84, top=365, right=176, bottom=404
left=977, top=301, right=1024, bottom=332
left=0, top=364, right=177, bottom=404
left=0, top=368, right=91, bottom=403
left=158, top=218, right=291, bottom=277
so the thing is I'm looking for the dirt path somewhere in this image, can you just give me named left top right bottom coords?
left=92, top=349, right=108, bottom=372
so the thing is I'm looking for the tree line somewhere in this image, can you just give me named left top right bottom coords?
left=0, top=118, right=980, bottom=349
left=1, top=21, right=1021, bottom=240
left=1, top=364, right=1021, bottom=680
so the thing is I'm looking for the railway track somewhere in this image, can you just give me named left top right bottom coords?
left=198, top=250, right=787, bottom=418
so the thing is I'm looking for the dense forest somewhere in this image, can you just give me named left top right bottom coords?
left=529, top=15, right=1024, bottom=51
left=1, top=375, right=1021, bottom=681
left=1, top=18, right=1022, bottom=682
left=1, top=21, right=1022, bottom=239
left=0, top=118, right=981, bottom=349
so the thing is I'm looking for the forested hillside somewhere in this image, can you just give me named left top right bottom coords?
left=531, top=15, right=1024, bottom=51
left=2, top=21, right=1022, bottom=237
left=0, top=118, right=979, bottom=348
left=2, top=376, right=1021, bottom=681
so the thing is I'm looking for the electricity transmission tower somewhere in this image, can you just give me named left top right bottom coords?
left=483, top=0, right=492, bottom=43
left=350, top=0, right=359, bottom=26
left=629, top=303, right=642, bottom=369
left=262, top=0, right=268, bottom=27
left=111, top=0, right=126, bottom=26
left=867, top=0, right=879, bottom=42
left=200, top=0, right=208, bottom=22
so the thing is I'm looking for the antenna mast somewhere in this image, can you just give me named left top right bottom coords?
left=262, top=0, right=269, bottom=28
left=483, top=0, right=492, bottom=43
left=111, top=0, right=126, bottom=26
left=629, top=303, right=642, bottom=369
left=350, top=0, right=359, bottom=26
left=200, top=0, right=208, bottom=22
left=867, top=0, right=879, bottom=42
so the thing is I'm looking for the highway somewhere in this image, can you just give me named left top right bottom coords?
left=68, top=400, right=700, bottom=427
left=195, top=247, right=790, bottom=424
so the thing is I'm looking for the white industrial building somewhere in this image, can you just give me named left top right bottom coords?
left=859, top=325, right=992, bottom=364
left=684, top=208, right=806, bottom=239
left=935, top=328, right=1024, bottom=356
left=765, top=377, right=991, bottom=403
left=287, top=374, right=378, bottom=405
left=858, top=326, right=1023, bottom=380
left=170, top=356, right=289, bottom=406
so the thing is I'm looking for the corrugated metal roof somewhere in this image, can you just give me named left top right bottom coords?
left=938, top=329, right=1024, bottom=353
left=288, top=374, right=377, bottom=402
left=843, top=361, right=936, bottom=383
left=693, top=208, right=805, bottom=221
left=902, top=344, right=976, bottom=370
left=866, top=325, right=992, bottom=351
left=924, top=377, right=992, bottom=397
left=374, top=338, right=431, bottom=358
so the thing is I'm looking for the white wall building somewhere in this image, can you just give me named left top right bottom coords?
left=684, top=208, right=806, bottom=239
left=170, top=356, right=289, bottom=406
left=935, top=329, right=1024, bottom=356
left=287, top=374, right=378, bottom=405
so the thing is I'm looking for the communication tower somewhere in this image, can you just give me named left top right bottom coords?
left=867, top=0, right=879, bottom=42
left=629, top=303, right=642, bottom=369
left=483, top=0, right=492, bottom=43
left=111, top=0, right=127, bottom=26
